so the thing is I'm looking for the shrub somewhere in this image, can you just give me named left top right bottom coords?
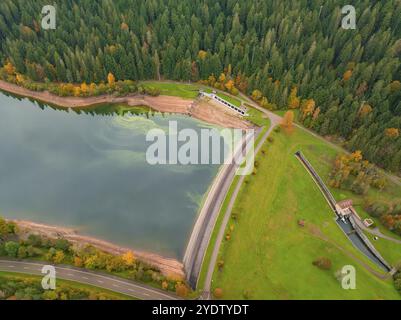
left=365, top=202, right=390, bottom=218
left=214, top=288, right=223, bottom=299
left=394, top=278, right=401, bottom=292
left=312, top=257, right=332, bottom=270
left=17, top=246, right=28, bottom=259
left=243, top=289, right=253, bottom=299
left=5, top=241, right=19, bottom=258
left=144, top=86, right=161, bottom=97
left=175, top=283, right=189, bottom=298
left=26, top=234, right=42, bottom=247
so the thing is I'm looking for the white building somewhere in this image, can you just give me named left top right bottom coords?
left=199, top=90, right=248, bottom=116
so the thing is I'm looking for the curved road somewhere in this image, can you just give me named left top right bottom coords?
left=0, top=259, right=178, bottom=300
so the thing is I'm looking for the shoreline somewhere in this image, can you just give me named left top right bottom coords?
left=0, top=80, right=252, bottom=129
left=11, top=219, right=185, bottom=280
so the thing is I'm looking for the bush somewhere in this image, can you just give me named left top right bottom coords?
left=392, top=203, right=401, bottom=215
left=5, top=241, right=19, bottom=258
left=26, top=234, right=42, bottom=247
left=243, top=289, right=253, bottom=300
left=54, top=238, right=71, bottom=252
left=394, top=278, right=401, bottom=292
left=312, top=257, right=332, bottom=270
left=144, top=86, right=161, bottom=97
left=17, top=246, right=28, bottom=259
left=175, top=283, right=189, bottom=298
left=214, top=288, right=223, bottom=299
left=365, top=202, right=390, bottom=218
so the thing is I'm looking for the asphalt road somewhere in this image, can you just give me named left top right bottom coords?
left=183, top=127, right=261, bottom=289
left=0, top=259, right=178, bottom=300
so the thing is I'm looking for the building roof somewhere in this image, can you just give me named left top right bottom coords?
left=337, top=199, right=353, bottom=209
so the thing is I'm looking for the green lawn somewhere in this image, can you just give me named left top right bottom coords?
left=211, top=127, right=400, bottom=300
left=245, top=108, right=270, bottom=127
left=0, top=271, right=133, bottom=300
left=139, top=81, right=200, bottom=99
left=364, top=233, right=401, bottom=267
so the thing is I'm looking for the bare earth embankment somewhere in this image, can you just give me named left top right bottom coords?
left=0, top=80, right=252, bottom=129
left=11, top=219, right=185, bottom=279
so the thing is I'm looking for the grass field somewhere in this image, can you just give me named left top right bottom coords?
left=140, top=81, right=200, bottom=99
left=364, top=233, right=401, bottom=266
left=210, top=127, right=400, bottom=300
left=245, top=107, right=270, bottom=127
left=0, top=271, right=133, bottom=300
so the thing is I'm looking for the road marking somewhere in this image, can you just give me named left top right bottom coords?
left=143, top=293, right=150, bottom=297
left=23, top=267, right=30, bottom=270
left=82, top=276, right=89, bottom=280
left=67, top=273, right=74, bottom=276
left=8, top=265, right=15, bottom=268
left=97, top=280, right=104, bottom=284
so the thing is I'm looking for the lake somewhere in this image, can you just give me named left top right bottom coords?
left=0, top=91, right=221, bottom=259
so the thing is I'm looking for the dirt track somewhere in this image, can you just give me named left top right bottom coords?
left=0, top=80, right=252, bottom=129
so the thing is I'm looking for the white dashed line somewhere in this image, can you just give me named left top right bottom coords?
left=82, top=277, right=89, bottom=280
left=97, top=280, right=104, bottom=284
left=8, top=265, right=15, bottom=268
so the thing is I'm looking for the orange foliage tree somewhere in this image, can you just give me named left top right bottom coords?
left=281, top=111, right=295, bottom=132
left=343, top=70, right=353, bottom=81
left=385, top=128, right=400, bottom=138
left=107, top=72, right=115, bottom=86
left=288, top=87, right=300, bottom=109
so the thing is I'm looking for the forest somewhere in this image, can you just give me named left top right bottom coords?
left=0, top=0, right=400, bottom=173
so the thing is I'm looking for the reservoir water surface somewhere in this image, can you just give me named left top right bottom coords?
left=0, top=91, right=220, bottom=259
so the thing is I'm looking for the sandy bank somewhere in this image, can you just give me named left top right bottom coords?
left=0, top=80, right=252, bottom=129
left=11, top=219, right=185, bottom=280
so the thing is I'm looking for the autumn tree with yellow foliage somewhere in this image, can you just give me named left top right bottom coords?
left=300, top=99, right=316, bottom=120
left=329, top=151, right=386, bottom=195
left=4, top=62, right=16, bottom=75
left=281, top=111, right=295, bottom=133
left=385, top=128, right=400, bottom=138
left=343, top=70, right=353, bottom=81
left=288, top=87, right=300, bottom=109
left=122, top=250, right=135, bottom=267
left=107, top=72, right=115, bottom=87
